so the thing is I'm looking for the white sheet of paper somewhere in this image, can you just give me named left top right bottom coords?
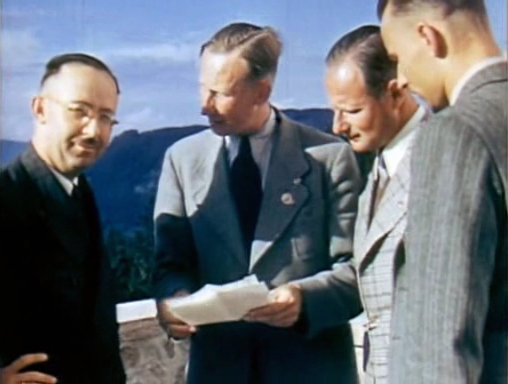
left=170, top=275, right=270, bottom=326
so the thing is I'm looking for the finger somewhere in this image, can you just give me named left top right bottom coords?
left=245, top=302, right=291, bottom=319
left=246, top=302, right=300, bottom=325
left=269, top=289, right=290, bottom=303
left=17, top=371, right=58, bottom=384
left=9, top=353, right=49, bottom=372
left=167, top=323, right=196, bottom=339
left=157, top=309, right=188, bottom=327
left=267, top=308, right=299, bottom=327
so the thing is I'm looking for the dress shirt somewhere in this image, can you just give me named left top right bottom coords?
left=226, top=108, right=276, bottom=188
left=50, top=168, right=78, bottom=195
left=450, top=57, right=507, bottom=105
left=378, top=105, right=425, bottom=178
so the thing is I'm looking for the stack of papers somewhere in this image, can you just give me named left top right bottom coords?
left=171, top=275, right=270, bottom=326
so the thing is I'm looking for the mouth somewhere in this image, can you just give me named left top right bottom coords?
left=208, top=117, right=225, bottom=126
left=74, top=139, right=101, bottom=154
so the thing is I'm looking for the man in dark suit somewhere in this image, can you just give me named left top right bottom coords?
left=325, top=25, right=425, bottom=384
left=378, top=0, right=507, bottom=382
left=154, top=22, right=362, bottom=383
left=0, top=53, right=126, bottom=383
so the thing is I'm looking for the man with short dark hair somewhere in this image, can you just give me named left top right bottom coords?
left=0, top=53, right=125, bottom=383
left=325, top=25, right=425, bottom=383
left=379, top=0, right=507, bottom=382
left=154, top=22, right=362, bottom=384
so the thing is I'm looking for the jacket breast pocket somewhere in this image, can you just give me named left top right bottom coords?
left=290, top=213, right=327, bottom=261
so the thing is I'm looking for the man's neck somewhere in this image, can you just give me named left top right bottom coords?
left=242, top=103, right=272, bottom=136
left=444, top=33, right=502, bottom=103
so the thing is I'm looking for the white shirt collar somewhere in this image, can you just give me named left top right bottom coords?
left=225, top=108, right=276, bottom=187
left=380, top=105, right=425, bottom=177
left=450, top=57, right=507, bottom=105
left=226, top=108, right=276, bottom=163
left=49, top=168, right=78, bottom=195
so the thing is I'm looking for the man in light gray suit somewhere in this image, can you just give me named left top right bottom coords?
left=325, top=25, right=425, bottom=383
left=153, top=22, right=362, bottom=384
left=379, top=0, right=507, bottom=382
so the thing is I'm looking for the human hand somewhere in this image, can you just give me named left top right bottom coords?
left=243, top=284, right=303, bottom=327
left=0, top=353, right=57, bottom=384
left=157, top=291, right=197, bottom=339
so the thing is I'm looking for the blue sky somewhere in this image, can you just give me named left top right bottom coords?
left=1, top=0, right=506, bottom=141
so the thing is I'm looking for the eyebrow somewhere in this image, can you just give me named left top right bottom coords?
left=69, top=100, right=116, bottom=114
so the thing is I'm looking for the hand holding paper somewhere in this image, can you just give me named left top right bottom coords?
left=244, top=283, right=303, bottom=327
left=157, top=291, right=197, bottom=339
left=169, top=275, right=270, bottom=326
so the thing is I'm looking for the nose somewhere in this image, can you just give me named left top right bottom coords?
left=200, top=89, right=215, bottom=116
left=81, top=117, right=102, bottom=138
left=332, top=111, right=349, bottom=135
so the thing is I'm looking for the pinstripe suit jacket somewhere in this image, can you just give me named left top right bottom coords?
left=353, top=137, right=415, bottom=384
left=389, top=62, right=507, bottom=383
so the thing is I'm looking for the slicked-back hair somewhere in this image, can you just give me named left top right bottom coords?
left=200, top=22, right=283, bottom=81
left=40, top=53, right=120, bottom=94
left=377, top=0, right=487, bottom=19
left=326, top=25, right=397, bottom=99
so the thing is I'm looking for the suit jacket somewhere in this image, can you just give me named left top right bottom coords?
left=355, top=141, right=415, bottom=384
left=153, top=111, right=363, bottom=384
left=389, top=62, right=507, bottom=383
left=0, top=146, right=125, bottom=384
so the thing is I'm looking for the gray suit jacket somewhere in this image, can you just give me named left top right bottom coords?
left=389, top=62, right=507, bottom=383
left=153, top=111, right=362, bottom=383
left=355, top=141, right=414, bottom=384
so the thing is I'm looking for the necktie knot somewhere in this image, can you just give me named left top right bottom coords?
left=375, top=153, right=389, bottom=185
left=238, top=136, right=254, bottom=160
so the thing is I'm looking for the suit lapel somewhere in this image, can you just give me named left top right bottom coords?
left=20, top=146, right=89, bottom=264
left=249, top=113, right=310, bottom=270
left=354, top=174, right=374, bottom=261
left=356, top=149, right=411, bottom=270
left=191, top=134, right=247, bottom=265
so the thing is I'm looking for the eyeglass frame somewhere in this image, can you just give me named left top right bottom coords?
left=40, top=95, right=119, bottom=127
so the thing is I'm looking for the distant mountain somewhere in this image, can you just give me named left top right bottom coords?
left=1, top=140, right=29, bottom=167
left=88, top=108, right=334, bottom=230
left=1, top=108, right=348, bottom=231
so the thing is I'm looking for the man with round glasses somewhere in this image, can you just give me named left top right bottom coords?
left=0, top=53, right=125, bottom=384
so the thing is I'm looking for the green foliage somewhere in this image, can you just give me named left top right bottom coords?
left=105, top=215, right=155, bottom=303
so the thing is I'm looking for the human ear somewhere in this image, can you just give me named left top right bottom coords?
left=387, top=78, right=405, bottom=106
left=255, top=78, right=272, bottom=105
left=31, top=96, right=47, bottom=124
left=417, top=22, right=447, bottom=59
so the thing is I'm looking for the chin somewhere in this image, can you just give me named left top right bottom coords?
left=210, top=125, right=231, bottom=136
left=350, top=142, right=371, bottom=154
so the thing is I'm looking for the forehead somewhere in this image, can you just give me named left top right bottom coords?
left=326, top=60, right=369, bottom=101
left=199, top=50, right=250, bottom=88
left=43, top=63, right=118, bottom=101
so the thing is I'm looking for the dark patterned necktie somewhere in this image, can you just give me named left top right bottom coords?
left=229, top=136, right=263, bottom=253
left=368, top=153, right=390, bottom=226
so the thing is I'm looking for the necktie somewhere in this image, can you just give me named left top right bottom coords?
left=368, top=153, right=389, bottom=225
left=71, top=181, right=86, bottom=210
left=229, top=136, right=263, bottom=252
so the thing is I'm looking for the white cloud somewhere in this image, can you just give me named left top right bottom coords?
left=1, top=28, right=42, bottom=69
left=107, top=41, right=199, bottom=64
left=118, top=105, right=169, bottom=132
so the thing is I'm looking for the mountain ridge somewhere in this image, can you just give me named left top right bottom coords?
left=1, top=108, right=336, bottom=230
